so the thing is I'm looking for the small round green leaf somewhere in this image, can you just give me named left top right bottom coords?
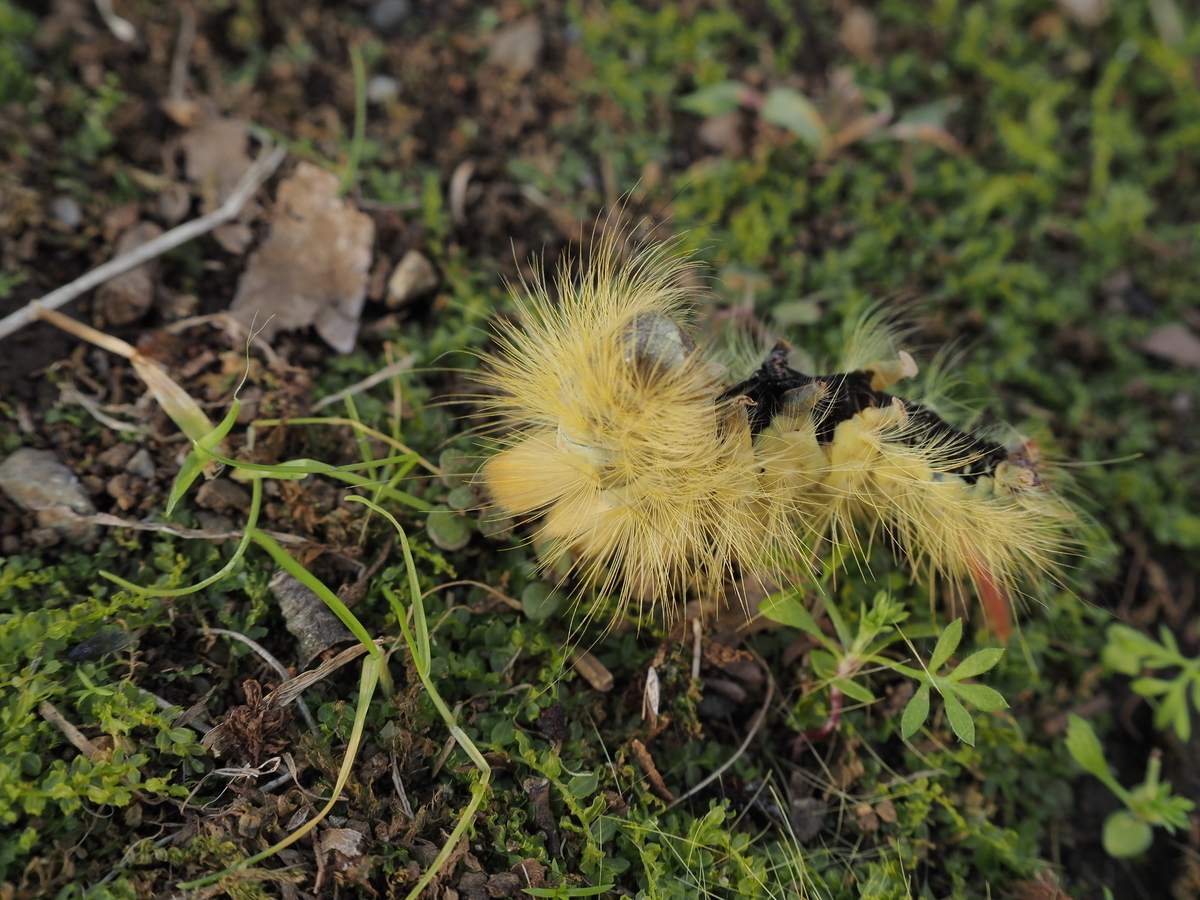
left=521, top=582, right=564, bottom=621
left=446, top=485, right=477, bottom=511
left=1103, top=810, right=1153, bottom=858
left=426, top=506, right=471, bottom=550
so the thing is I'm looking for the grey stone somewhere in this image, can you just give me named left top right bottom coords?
left=50, top=195, right=82, bottom=230
left=124, top=447, right=156, bottom=480
left=368, top=0, right=410, bottom=32
left=270, top=571, right=354, bottom=666
left=488, top=18, right=543, bottom=77
left=0, top=449, right=98, bottom=542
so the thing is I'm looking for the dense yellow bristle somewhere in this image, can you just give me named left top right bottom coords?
left=478, top=236, right=1078, bottom=637
left=479, top=237, right=802, bottom=619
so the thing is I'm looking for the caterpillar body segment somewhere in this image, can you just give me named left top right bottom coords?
left=479, top=240, right=1076, bottom=638
left=479, top=243, right=803, bottom=618
left=725, top=341, right=1073, bottom=641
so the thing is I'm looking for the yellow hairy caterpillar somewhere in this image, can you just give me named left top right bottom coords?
left=479, top=238, right=1076, bottom=641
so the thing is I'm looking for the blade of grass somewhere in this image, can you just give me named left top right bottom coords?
left=194, top=448, right=434, bottom=510
left=250, top=527, right=380, bottom=659
left=251, top=416, right=441, bottom=476
left=102, top=477, right=263, bottom=596
left=167, top=398, right=242, bottom=515
left=346, top=496, right=493, bottom=900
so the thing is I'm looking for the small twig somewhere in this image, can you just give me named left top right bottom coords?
left=211, top=756, right=282, bottom=780
left=418, top=579, right=522, bottom=611
left=50, top=508, right=314, bottom=546
left=262, top=641, right=376, bottom=709
left=162, top=313, right=281, bottom=367
left=205, top=627, right=319, bottom=735
left=391, top=753, right=413, bottom=818
left=312, top=354, right=417, bottom=411
left=141, top=688, right=213, bottom=734
left=0, top=144, right=286, bottom=342
left=449, top=160, right=475, bottom=226
left=570, top=648, right=614, bottom=693
left=167, top=8, right=196, bottom=102
left=631, top=738, right=673, bottom=802
left=794, top=684, right=844, bottom=750
left=94, top=0, right=135, bottom=41
left=58, top=384, right=150, bottom=434
left=40, top=700, right=100, bottom=758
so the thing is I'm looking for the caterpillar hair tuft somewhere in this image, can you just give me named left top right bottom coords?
left=478, top=232, right=1080, bottom=641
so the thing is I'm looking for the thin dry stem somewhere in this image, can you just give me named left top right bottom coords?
left=0, top=144, right=286, bottom=342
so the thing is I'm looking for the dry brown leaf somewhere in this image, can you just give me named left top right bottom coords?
left=318, top=827, right=364, bottom=859
left=229, top=162, right=375, bottom=353
left=488, top=18, right=543, bottom=77
left=179, top=117, right=254, bottom=212
left=1140, top=324, right=1200, bottom=371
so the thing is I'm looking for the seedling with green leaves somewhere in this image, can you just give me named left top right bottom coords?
left=893, top=617, right=1009, bottom=747
left=1065, top=713, right=1194, bottom=858
left=761, top=589, right=1006, bottom=746
left=1102, top=623, right=1200, bottom=740
left=762, top=589, right=915, bottom=715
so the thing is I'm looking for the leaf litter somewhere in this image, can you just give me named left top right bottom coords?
left=230, top=162, right=375, bottom=353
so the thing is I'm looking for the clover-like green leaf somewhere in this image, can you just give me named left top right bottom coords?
left=943, top=691, right=975, bottom=745
left=901, top=684, right=931, bottom=739
left=952, top=682, right=1009, bottom=713
left=929, top=618, right=963, bottom=672
left=949, top=647, right=1004, bottom=681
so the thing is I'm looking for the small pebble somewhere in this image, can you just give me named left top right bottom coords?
left=488, top=18, right=543, bottom=77
left=50, top=195, right=82, bottom=230
left=368, top=0, right=411, bottom=32
left=196, top=478, right=251, bottom=514
left=106, top=473, right=140, bottom=511
left=96, top=442, right=137, bottom=473
left=31, top=528, right=62, bottom=548
left=367, top=75, right=400, bottom=104
left=386, top=250, right=439, bottom=308
left=124, top=448, right=156, bottom=481
left=158, top=183, right=192, bottom=225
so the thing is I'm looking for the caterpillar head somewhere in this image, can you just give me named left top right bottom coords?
left=994, top=439, right=1046, bottom=493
